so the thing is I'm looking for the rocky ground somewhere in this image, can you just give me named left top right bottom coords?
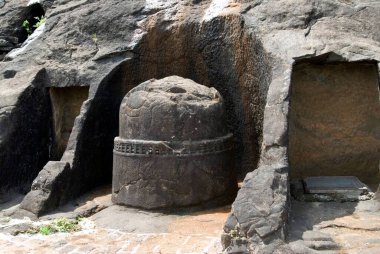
left=288, top=199, right=380, bottom=254
left=0, top=186, right=227, bottom=254
left=1, top=186, right=380, bottom=254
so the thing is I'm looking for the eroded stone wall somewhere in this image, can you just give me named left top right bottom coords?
left=289, top=62, right=380, bottom=185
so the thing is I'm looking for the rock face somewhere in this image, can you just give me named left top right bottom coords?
left=222, top=164, right=289, bottom=252
left=19, top=161, right=70, bottom=216
left=112, top=76, right=237, bottom=209
left=0, top=71, right=53, bottom=193
left=0, top=0, right=379, bottom=252
left=0, top=0, right=46, bottom=60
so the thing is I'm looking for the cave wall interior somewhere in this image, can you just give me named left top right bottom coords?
left=289, top=61, right=380, bottom=187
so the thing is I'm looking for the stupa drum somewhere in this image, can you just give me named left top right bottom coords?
left=112, top=76, right=236, bottom=209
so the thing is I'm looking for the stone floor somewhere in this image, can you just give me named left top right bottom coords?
left=0, top=186, right=228, bottom=254
left=288, top=199, right=380, bottom=254
left=2, top=186, right=380, bottom=254
left=0, top=218, right=225, bottom=253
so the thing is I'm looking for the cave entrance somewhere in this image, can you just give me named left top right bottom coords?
left=18, top=3, right=45, bottom=44
left=289, top=62, right=380, bottom=188
left=49, top=86, right=89, bottom=160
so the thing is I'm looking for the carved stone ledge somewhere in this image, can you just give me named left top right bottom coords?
left=113, top=133, right=234, bottom=157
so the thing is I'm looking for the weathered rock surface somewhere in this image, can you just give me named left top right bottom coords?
left=18, top=161, right=70, bottom=216
left=112, top=76, right=237, bottom=209
left=0, top=70, right=53, bottom=193
left=223, top=164, right=289, bottom=251
left=0, top=0, right=48, bottom=60
left=0, top=0, right=379, bottom=252
left=119, top=76, right=229, bottom=141
left=288, top=199, right=380, bottom=253
left=0, top=199, right=230, bottom=253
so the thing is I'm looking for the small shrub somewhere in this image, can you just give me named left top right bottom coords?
left=33, top=16, right=46, bottom=29
left=22, top=16, right=46, bottom=35
left=34, top=217, right=81, bottom=236
left=22, top=20, right=31, bottom=34
left=54, top=218, right=80, bottom=233
left=92, top=33, right=98, bottom=44
left=229, top=229, right=240, bottom=239
left=39, top=225, right=52, bottom=235
left=13, top=217, right=81, bottom=236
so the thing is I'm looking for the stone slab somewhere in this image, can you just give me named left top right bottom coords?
left=303, top=176, right=368, bottom=195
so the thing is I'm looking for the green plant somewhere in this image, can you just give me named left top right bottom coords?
left=54, top=218, right=80, bottom=233
left=229, top=229, right=240, bottom=239
left=22, top=16, right=46, bottom=35
left=229, top=225, right=245, bottom=240
left=10, top=217, right=82, bottom=236
left=39, top=225, right=52, bottom=235
left=22, top=19, right=31, bottom=34
left=92, top=32, right=98, bottom=44
left=33, top=16, right=46, bottom=29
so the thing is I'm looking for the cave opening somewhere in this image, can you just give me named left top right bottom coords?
left=289, top=61, right=380, bottom=189
left=0, top=77, right=89, bottom=196
left=18, top=3, right=45, bottom=44
left=49, top=86, right=89, bottom=160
